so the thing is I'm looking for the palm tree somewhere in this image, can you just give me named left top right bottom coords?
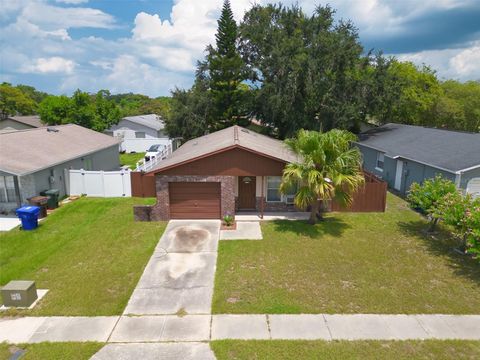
left=280, top=129, right=365, bottom=224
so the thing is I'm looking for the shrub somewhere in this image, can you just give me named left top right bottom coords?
left=407, top=175, right=457, bottom=231
left=223, top=214, right=234, bottom=227
left=440, top=193, right=480, bottom=258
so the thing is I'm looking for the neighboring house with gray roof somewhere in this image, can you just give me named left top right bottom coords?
left=104, top=114, right=172, bottom=153
left=0, top=115, right=44, bottom=132
left=0, top=124, right=120, bottom=212
left=356, top=123, right=480, bottom=197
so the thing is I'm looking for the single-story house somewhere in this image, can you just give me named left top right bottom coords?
left=0, top=124, right=120, bottom=212
left=356, top=123, right=480, bottom=197
left=133, top=125, right=301, bottom=220
left=132, top=125, right=388, bottom=220
left=104, top=114, right=172, bottom=153
left=0, top=115, right=44, bottom=132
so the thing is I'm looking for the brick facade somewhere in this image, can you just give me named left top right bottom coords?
left=134, top=175, right=235, bottom=221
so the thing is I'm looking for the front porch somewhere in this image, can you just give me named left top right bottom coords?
left=234, top=175, right=299, bottom=218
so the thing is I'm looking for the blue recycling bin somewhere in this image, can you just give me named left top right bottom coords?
left=16, top=206, right=40, bottom=230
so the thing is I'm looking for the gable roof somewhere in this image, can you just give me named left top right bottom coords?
left=357, top=123, right=480, bottom=173
left=121, top=114, right=164, bottom=131
left=0, top=124, right=120, bottom=176
left=147, top=126, right=299, bottom=174
left=7, top=115, right=44, bottom=128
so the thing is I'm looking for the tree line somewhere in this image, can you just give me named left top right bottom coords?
left=1, top=1, right=479, bottom=137
left=166, top=1, right=480, bottom=140
left=0, top=83, right=171, bottom=132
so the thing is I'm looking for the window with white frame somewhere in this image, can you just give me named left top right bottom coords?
left=376, top=152, right=385, bottom=171
left=135, top=131, right=146, bottom=138
left=0, top=176, right=16, bottom=203
left=266, top=176, right=282, bottom=202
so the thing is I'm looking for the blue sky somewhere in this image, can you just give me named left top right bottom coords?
left=1, top=0, right=479, bottom=97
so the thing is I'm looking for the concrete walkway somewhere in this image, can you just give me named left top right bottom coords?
left=123, top=220, right=220, bottom=315
left=220, top=221, right=262, bottom=240
left=235, top=212, right=309, bottom=221
left=1, top=314, right=479, bottom=344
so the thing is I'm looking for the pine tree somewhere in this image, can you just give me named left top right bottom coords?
left=207, top=0, right=250, bottom=130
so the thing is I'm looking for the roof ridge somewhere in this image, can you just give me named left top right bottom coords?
left=384, top=122, right=479, bottom=136
left=234, top=125, right=239, bottom=143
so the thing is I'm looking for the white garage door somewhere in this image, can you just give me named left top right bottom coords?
left=466, top=178, right=480, bottom=198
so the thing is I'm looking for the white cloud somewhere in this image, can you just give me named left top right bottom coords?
left=21, top=0, right=115, bottom=30
left=449, top=44, right=480, bottom=78
left=131, top=0, right=253, bottom=72
left=22, top=57, right=76, bottom=74
left=55, top=0, right=89, bottom=4
left=396, top=41, right=480, bottom=80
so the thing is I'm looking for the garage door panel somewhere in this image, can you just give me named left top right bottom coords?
left=169, top=182, right=221, bottom=219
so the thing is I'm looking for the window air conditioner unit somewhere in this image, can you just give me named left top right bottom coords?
left=285, top=194, right=295, bottom=204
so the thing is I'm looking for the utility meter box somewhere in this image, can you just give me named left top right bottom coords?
left=1, top=280, right=38, bottom=308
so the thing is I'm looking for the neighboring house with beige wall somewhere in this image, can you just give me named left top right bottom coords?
left=0, top=124, right=120, bottom=213
left=0, top=115, right=44, bottom=132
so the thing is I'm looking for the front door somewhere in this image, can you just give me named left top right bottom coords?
left=238, top=176, right=256, bottom=210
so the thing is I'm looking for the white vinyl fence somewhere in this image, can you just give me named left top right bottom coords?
left=68, top=169, right=131, bottom=197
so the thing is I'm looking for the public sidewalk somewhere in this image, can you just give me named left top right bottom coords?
left=1, top=314, right=479, bottom=344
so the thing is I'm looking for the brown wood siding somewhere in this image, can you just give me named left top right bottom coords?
left=169, top=182, right=221, bottom=219
left=131, top=172, right=156, bottom=197
left=158, top=148, right=286, bottom=176
left=331, top=171, right=387, bottom=212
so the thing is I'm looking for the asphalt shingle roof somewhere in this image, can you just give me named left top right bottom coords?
left=148, top=125, right=299, bottom=173
left=122, top=114, right=164, bottom=131
left=0, top=124, right=120, bottom=176
left=357, top=123, right=480, bottom=173
left=8, top=115, right=44, bottom=128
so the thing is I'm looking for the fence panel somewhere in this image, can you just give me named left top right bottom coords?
left=69, top=169, right=131, bottom=197
left=130, top=172, right=156, bottom=197
left=331, top=171, right=387, bottom=212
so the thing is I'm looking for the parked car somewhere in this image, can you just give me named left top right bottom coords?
left=144, top=144, right=163, bottom=162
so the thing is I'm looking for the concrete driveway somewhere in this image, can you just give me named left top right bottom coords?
left=123, top=220, right=220, bottom=315
left=0, top=216, right=20, bottom=231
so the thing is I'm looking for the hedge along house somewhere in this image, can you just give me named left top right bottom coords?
left=356, top=123, right=480, bottom=197
left=0, top=125, right=120, bottom=213
left=133, top=126, right=302, bottom=221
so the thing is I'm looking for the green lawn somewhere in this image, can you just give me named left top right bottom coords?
left=213, top=193, right=480, bottom=314
left=211, top=340, right=480, bottom=360
left=0, top=342, right=102, bottom=360
left=0, top=197, right=165, bottom=316
left=120, top=152, right=145, bottom=169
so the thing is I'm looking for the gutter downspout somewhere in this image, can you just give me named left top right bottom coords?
left=455, top=172, right=462, bottom=190
left=13, top=176, right=21, bottom=208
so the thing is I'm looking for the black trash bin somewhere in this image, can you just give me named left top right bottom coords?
left=40, top=189, right=60, bottom=209
left=28, top=196, right=49, bottom=218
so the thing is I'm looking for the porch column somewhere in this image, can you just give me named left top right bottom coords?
left=260, top=175, right=264, bottom=219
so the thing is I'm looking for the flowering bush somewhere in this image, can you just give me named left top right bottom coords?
left=440, top=193, right=480, bottom=258
left=407, top=176, right=457, bottom=231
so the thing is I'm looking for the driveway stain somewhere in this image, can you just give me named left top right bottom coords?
left=170, top=226, right=211, bottom=252
left=166, top=254, right=207, bottom=281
